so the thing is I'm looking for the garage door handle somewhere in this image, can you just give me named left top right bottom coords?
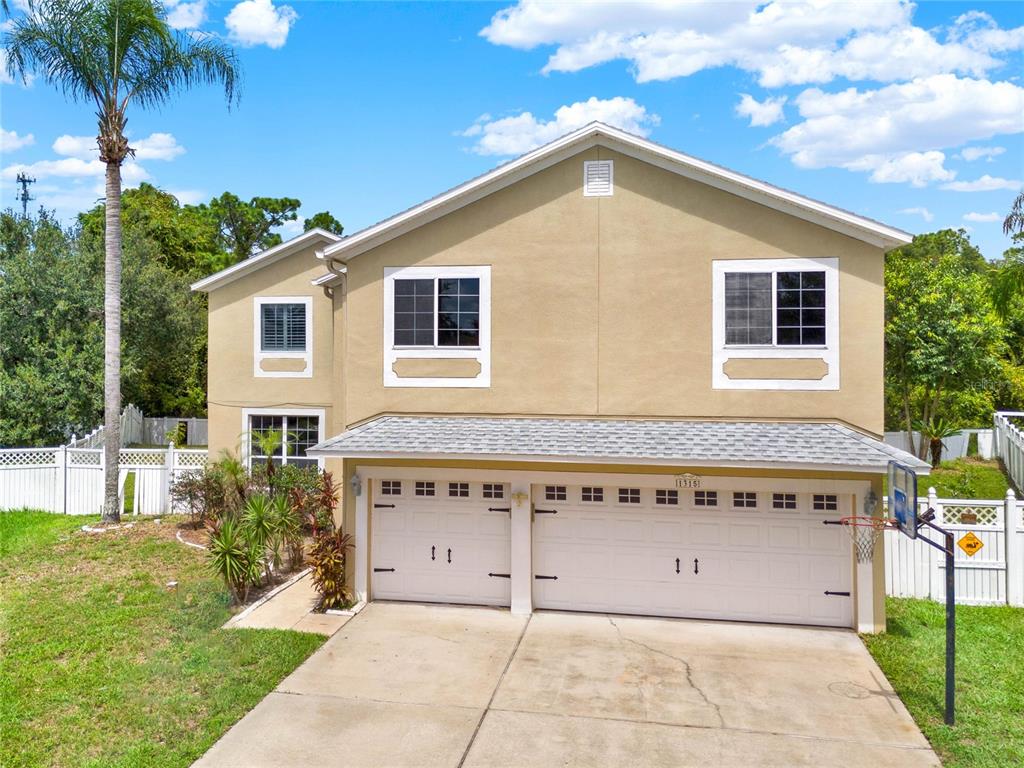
left=824, top=590, right=851, bottom=597
left=693, top=558, right=699, bottom=575
left=447, top=547, right=452, bottom=564
left=675, top=558, right=680, bottom=574
left=431, top=545, right=436, bottom=561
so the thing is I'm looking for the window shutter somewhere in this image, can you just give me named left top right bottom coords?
left=285, top=304, right=306, bottom=351
left=261, top=303, right=306, bottom=352
left=583, top=160, right=613, bottom=197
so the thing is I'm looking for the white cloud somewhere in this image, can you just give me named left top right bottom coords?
left=52, top=132, right=184, bottom=161
left=963, top=211, right=1001, bottom=223
left=941, top=175, right=1022, bottom=192
left=1, top=157, right=149, bottom=184
left=225, top=0, right=297, bottom=48
left=770, top=75, right=1024, bottom=182
left=481, top=1, right=1024, bottom=86
left=276, top=218, right=305, bottom=238
left=461, top=96, right=659, bottom=156
left=1, top=128, right=35, bottom=152
left=735, top=94, right=786, bottom=127
left=165, top=0, right=207, bottom=30
left=959, top=145, right=1006, bottom=162
left=898, top=207, right=934, bottom=223
left=167, top=189, right=207, bottom=206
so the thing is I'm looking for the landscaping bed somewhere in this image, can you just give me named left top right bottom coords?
left=0, top=510, right=325, bottom=768
left=864, top=597, right=1024, bottom=768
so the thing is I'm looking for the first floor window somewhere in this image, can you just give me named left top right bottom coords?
left=694, top=490, right=718, bottom=507
left=772, top=492, right=797, bottom=510
left=381, top=480, right=401, bottom=495
left=545, top=485, right=567, bottom=501
left=449, top=482, right=470, bottom=498
left=393, top=276, right=480, bottom=347
left=655, top=489, right=679, bottom=505
left=261, top=302, right=307, bottom=352
left=482, top=483, right=504, bottom=499
left=248, top=414, right=319, bottom=468
left=581, top=486, right=604, bottom=503
left=415, top=481, right=436, bottom=497
left=724, top=269, right=826, bottom=347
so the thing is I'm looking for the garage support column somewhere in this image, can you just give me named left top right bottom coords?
left=855, top=557, right=875, bottom=633
left=354, top=469, right=368, bottom=604
left=510, top=480, right=533, bottom=615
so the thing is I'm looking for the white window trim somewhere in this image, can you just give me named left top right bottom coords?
left=240, top=407, right=326, bottom=469
left=383, top=265, right=491, bottom=388
left=583, top=160, right=614, bottom=197
left=253, top=296, right=313, bottom=379
left=712, top=257, right=839, bottom=391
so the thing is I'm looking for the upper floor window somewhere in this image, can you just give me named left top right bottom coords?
left=724, top=270, right=825, bottom=347
left=261, top=302, right=307, bottom=351
left=394, top=277, right=480, bottom=347
left=383, top=266, right=491, bottom=388
left=253, top=296, right=312, bottom=378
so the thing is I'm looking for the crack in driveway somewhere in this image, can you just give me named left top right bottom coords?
left=608, top=616, right=726, bottom=728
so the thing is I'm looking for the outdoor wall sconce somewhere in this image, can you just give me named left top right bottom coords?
left=864, top=488, right=878, bottom=517
left=511, top=491, right=529, bottom=506
left=350, top=473, right=362, bottom=497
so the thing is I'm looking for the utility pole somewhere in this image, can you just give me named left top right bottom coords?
left=16, top=173, right=36, bottom=218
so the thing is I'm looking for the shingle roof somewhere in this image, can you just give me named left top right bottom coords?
left=309, top=416, right=929, bottom=473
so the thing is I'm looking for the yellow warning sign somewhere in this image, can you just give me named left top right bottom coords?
left=958, top=532, right=984, bottom=557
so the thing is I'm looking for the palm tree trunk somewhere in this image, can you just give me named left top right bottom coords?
left=101, top=160, right=122, bottom=523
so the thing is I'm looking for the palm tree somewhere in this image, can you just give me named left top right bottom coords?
left=1004, top=191, right=1024, bottom=237
left=4, top=0, right=239, bottom=522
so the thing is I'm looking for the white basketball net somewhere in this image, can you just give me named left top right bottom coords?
left=840, top=517, right=890, bottom=564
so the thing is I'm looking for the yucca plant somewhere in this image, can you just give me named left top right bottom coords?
left=207, top=517, right=259, bottom=604
left=242, top=494, right=276, bottom=583
left=914, top=416, right=961, bottom=468
left=308, top=528, right=353, bottom=610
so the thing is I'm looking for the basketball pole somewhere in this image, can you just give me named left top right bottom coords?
left=917, top=514, right=955, bottom=726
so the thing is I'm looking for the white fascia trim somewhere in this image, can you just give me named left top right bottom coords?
left=312, top=267, right=346, bottom=287
left=382, top=265, right=491, bottom=388
left=305, top=448, right=890, bottom=474
left=319, top=123, right=910, bottom=264
left=240, top=407, right=327, bottom=469
left=253, top=296, right=313, bottom=379
left=712, top=257, right=839, bottom=391
left=191, top=229, right=342, bottom=293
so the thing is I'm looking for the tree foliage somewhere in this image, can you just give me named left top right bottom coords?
left=197, top=192, right=301, bottom=263
left=884, top=230, right=1013, bottom=454
left=303, top=211, right=344, bottom=236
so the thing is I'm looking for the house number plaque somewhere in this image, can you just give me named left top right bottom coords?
left=675, top=473, right=702, bottom=489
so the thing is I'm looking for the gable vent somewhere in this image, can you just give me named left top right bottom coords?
left=583, top=160, right=613, bottom=197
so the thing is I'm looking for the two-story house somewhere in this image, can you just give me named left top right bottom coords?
left=192, top=123, right=927, bottom=633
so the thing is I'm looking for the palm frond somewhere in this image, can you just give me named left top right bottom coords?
left=1004, top=191, right=1024, bottom=237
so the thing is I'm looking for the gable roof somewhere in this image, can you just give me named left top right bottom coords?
left=315, top=122, right=911, bottom=275
left=308, top=415, right=930, bottom=474
left=190, top=228, right=342, bottom=293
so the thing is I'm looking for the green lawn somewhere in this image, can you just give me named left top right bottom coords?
left=864, top=598, right=1024, bottom=768
left=0, top=510, right=324, bottom=768
left=915, top=458, right=1011, bottom=499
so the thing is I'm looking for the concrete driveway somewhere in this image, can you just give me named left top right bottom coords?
left=194, top=603, right=939, bottom=768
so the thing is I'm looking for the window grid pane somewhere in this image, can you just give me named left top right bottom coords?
left=733, top=491, right=757, bottom=509
left=813, top=493, right=838, bottom=511
left=545, top=485, right=566, bottom=501
left=655, top=489, right=679, bottom=505
left=725, top=273, right=772, bottom=345
left=448, top=482, right=470, bottom=498
left=381, top=480, right=401, bottom=495
left=772, top=492, right=797, bottom=510
left=482, top=483, right=504, bottom=499
left=261, top=303, right=306, bottom=352
left=415, top=481, right=435, bottom=497
left=437, top=278, right=480, bottom=347
left=581, top=486, right=604, bottom=503
left=394, top=279, right=435, bottom=346
left=694, top=490, right=718, bottom=507
left=618, top=488, right=640, bottom=504
left=776, top=271, right=826, bottom=346
left=249, top=414, right=319, bottom=467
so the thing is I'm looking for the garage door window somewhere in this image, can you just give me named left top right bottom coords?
left=581, top=486, right=604, bottom=503
left=482, top=483, right=504, bottom=499
left=415, top=481, right=436, bottom=497
left=694, top=490, right=718, bottom=507
left=448, top=482, right=470, bottom=498
left=813, top=493, right=838, bottom=511
left=772, top=492, right=797, bottom=510
left=733, top=491, right=757, bottom=509
left=381, top=480, right=402, bottom=496
left=545, top=485, right=567, bottom=501
left=655, top=489, right=679, bottom=505
left=618, top=488, right=641, bottom=504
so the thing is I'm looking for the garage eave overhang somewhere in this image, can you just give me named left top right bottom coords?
left=306, top=416, right=931, bottom=475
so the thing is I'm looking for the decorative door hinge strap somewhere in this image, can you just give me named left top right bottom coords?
left=534, top=574, right=558, bottom=580
left=534, top=508, right=558, bottom=515
left=374, top=503, right=396, bottom=509
left=488, top=572, right=511, bottom=578
left=488, top=507, right=511, bottom=513
left=824, top=590, right=850, bottom=597
left=373, top=567, right=396, bottom=573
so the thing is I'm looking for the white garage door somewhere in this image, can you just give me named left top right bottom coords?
left=533, top=483, right=853, bottom=627
left=371, top=478, right=511, bottom=607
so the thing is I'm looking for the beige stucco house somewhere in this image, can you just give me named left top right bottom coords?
left=192, top=122, right=927, bottom=633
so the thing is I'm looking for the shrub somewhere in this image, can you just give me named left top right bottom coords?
left=170, top=464, right=230, bottom=527
left=207, top=517, right=262, bottom=604
left=308, top=528, right=353, bottom=610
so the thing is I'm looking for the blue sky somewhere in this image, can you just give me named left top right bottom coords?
left=2, top=0, right=1023, bottom=260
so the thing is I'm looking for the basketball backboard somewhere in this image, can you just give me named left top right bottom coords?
left=888, top=460, right=918, bottom=539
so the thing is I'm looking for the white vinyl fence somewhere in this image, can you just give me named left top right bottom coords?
left=0, top=444, right=207, bottom=516
left=883, top=428, right=994, bottom=462
left=66, top=404, right=208, bottom=448
left=885, top=487, right=1023, bottom=607
left=995, top=411, right=1024, bottom=494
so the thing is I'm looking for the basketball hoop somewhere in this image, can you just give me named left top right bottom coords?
left=838, top=516, right=893, bottom=563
